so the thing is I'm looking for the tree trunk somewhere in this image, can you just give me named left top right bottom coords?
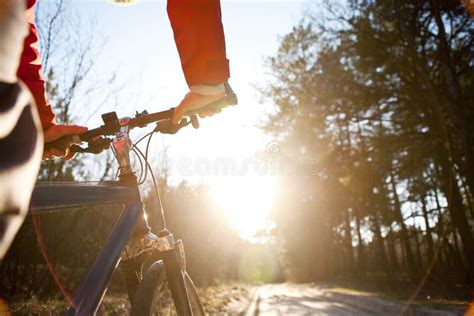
left=372, top=209, right=391, bottom=278
left=460, top=176, right=474, bottom=220
left=354, top=209, right=366, bottom=275
left=389, top=171, right=418, bottom=278
left=434, top=197, right=452, bottom=272
left=343, top=208, right=355, bottom=276
left=448, top=178, right=474, bottom=281
left=387, top=226, right=400, bottom=272
left=452, top=230, right=467, bottom=273
left=413, top=225, right=423, bottom=270
left=421, top=195, right=435, bottom=260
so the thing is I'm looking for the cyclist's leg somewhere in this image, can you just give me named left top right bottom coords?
left=0, top=0, right=43, bottom=259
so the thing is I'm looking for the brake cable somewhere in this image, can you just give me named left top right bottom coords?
left=130, top=135, right=167, bottom=229
left=132, top=147, right=145, bottom=184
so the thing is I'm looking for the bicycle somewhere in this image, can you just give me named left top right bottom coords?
left=30, top=83, right=238, bottom=315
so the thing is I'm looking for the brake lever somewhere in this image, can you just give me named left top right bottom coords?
left=70, top=137, right=111, bottom=154
left=69, top=145, right=86, bottom=154
left=154, top=115, right=199, bottom=134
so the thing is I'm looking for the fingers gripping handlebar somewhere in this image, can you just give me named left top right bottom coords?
left=43, top=82, right=237, bottom=154
left=185, top=82, right=238, bottom=116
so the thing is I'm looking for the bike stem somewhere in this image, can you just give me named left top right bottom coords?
left=113, top=118, right=134, bottom=180
left=112, top=117, right=167, bottom=231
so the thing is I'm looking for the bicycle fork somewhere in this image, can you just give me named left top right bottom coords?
left=160, top=232, right=192, bottom=316
left=121, top=229, right=191, bottom=315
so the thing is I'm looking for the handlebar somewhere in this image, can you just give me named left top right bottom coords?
left=44, top=82, right=238, bottom=153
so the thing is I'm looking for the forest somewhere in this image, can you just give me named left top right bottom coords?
left=260, top=0, right=474, bottom=295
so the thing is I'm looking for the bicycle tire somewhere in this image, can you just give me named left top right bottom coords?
left=131, top=261, right=205, bottom=316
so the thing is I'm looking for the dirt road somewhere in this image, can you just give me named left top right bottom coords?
left=232, top=284, right=466, bottom=316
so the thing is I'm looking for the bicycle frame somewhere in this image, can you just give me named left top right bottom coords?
left=31, top=182, right=144, bottom=315
left=29, top=119, right=184, bottom=315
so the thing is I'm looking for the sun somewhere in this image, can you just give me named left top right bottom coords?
left=210, top=175, right=275, bottom=241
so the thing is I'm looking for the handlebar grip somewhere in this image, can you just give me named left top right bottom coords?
left=186, top=82, right=238, bottom=116
left=44, top=134, right=81, bottom=151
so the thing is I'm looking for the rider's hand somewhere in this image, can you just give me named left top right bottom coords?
left=171, top=84, right=225, bottom=124
left=43, top=124, right=88, bottom=160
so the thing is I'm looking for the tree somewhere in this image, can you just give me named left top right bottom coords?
left=260, top=0, right=473, bottom=288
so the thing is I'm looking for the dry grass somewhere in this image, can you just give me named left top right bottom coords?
left=197, top=283, right=251, bottom=314
left=3, top=283, right=251, bottom=315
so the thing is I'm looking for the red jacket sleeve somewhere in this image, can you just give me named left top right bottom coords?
left=167, top=0, right=230, bottom=86
left=16, top=0, right=56, bottom=130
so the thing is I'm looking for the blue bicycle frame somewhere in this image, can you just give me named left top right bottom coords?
left=31, top=182, right=145, bottom=315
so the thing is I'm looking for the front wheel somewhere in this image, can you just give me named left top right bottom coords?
left=131, top=261, right=205, bottom=316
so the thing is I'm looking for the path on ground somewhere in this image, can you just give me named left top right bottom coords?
left=228, top=283, right=465, bottom=316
